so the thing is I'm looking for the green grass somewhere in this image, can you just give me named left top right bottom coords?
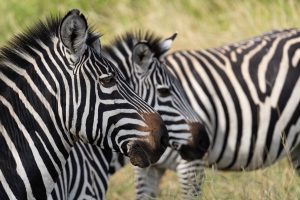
left=1, top=0, right=300, bottom=199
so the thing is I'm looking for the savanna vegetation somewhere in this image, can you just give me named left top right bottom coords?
left=1, top=0, right=300, bottom=199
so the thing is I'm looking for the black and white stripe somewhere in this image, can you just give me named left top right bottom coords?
left=49, top=31, right=204, bottom=200
left=113, top=29, right=300, bottom=199
left=103, top=31, right=203, bottom=152
left=0, top=10, right=167, bottom=200
left=49, top=142, right=113, bottom=200
left=165, top=29, right=300, bottom=170
left=49, top=143, right=128, bottom=200
left=102, top=31, right=205, bottom=200
left=162, top=28, right=300, bottom=197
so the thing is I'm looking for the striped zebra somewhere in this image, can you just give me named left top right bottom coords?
left=49, top=31, right=205, bottom=200
left=49, top=141, right=115, bottom=200
left=102, top=31, right=206, bottom=200
left=161, top=29, right=300, bottom=196
left=0, top=10, right=169, bottom=200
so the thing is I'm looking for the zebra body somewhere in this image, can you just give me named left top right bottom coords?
left=165, top=28, right=300, bottom=171
left=49, top=142, right=113, bottom=200
left=108, top=29, right=300, bottom=200
left=0, top=10, right=168, bottom=199
left=49, top=142, right=130, bottom=200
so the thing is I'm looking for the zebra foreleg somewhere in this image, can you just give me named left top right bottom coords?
left=176, top=159, right=205, bottom=199
left=291, top=143, right=300, bottom=175
left=134, top=166, right=166, bottom=200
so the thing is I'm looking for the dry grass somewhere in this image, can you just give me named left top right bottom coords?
left=107, top=158, right=300, bottom=200
left=1, top=0, right=300, bottom=199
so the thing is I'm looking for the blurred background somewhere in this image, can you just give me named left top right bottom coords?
left=1, top=0, right=300, bottom=199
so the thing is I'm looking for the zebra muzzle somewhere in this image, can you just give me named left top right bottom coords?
left=178, top=122, right=210, bottom=161
left=125, top=113, right=168, bottom=167
left=127, top=140, right=152, bottom=168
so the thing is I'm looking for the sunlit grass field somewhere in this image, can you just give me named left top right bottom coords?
left=1, top=0, right=300, bottom=199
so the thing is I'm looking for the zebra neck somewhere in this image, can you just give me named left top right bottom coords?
left=0, top=55, right=74, bottom=199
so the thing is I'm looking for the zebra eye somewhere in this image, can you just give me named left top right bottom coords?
left=99, top=73, right=116, bottom=87
left=157, top=87, right=171, bottom=97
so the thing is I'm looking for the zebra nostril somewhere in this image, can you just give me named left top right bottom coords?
left=171, top=141, right=182, bottom=151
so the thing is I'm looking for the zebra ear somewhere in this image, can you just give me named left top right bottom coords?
left=60, top=9, right=88, bottom=60
left=132, top=42, right=153, bottom=72
left=157, top=32, right=177, bottom=60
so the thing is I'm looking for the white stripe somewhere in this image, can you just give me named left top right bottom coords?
left=180, top=52, right=213, bottom=128
left=190, top=50, right=235, bottom=166
left=241, top=39, right=267, bottom=103
left=248, top=98, right=272, bottom=169
left=0, top=100, right=45, bottom=199
left=279, top=118, right=300, bottom=159
left=268, top=77, right=300, bottom=163
left=258, top=36, right=283, bottom=93
left=101, top=109, right=147, bottom=148
left=0, top=126, right=29, bottom=200
left=167, top=53, right=213, bottom=133
left=292, top=49, right=300, bottom=67
left=112, top=46, right=131, bottom=76
left=208, top=49, right=252, bottom=168
left=270, top=37, right=300, bottom=107
left=38, top=39, right=72, bottom=134
left=79, top=66, right=91, bottom=139
left=13, top=49, right=56, bottom=95
left=0, top=73, right=66, bottom=168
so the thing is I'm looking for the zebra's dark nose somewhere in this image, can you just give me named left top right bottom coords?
left=179, top=122, right=210, bottom=161
left=127, top=113, right=168, bottom=168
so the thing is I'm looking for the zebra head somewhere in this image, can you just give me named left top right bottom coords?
left=58, top=10, right=168, bottom=167
left=103, top=31, right=209, bottom=160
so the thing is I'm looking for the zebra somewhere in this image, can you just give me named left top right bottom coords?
left=160, top=28, right=300, bottom=196
left=0, top=9, right=169, bottom=200
left=102, top=31, right=207, bottom=200
left=49, top=31, right=205, bottom=200
left=49, top=141, right=115, bottom=200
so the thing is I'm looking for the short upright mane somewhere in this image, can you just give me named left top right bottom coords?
left=0, top=14, right=98, bottom=64
left=0, top=15, right=63, bottom=63
left=103, top=30, right=163, bottom=58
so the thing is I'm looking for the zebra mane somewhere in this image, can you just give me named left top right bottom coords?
left=103, top=30, right=164, bottom=58
left=0, top=13, right=99, bottom=64
left=0, top=15, right=61, bottom=63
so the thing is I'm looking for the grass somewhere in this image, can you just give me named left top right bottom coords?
left=107, top=158, right=300, bottom=200
left=1, top=0, right=300, bottom=199
left=108, top=158, right=300, bottom=200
